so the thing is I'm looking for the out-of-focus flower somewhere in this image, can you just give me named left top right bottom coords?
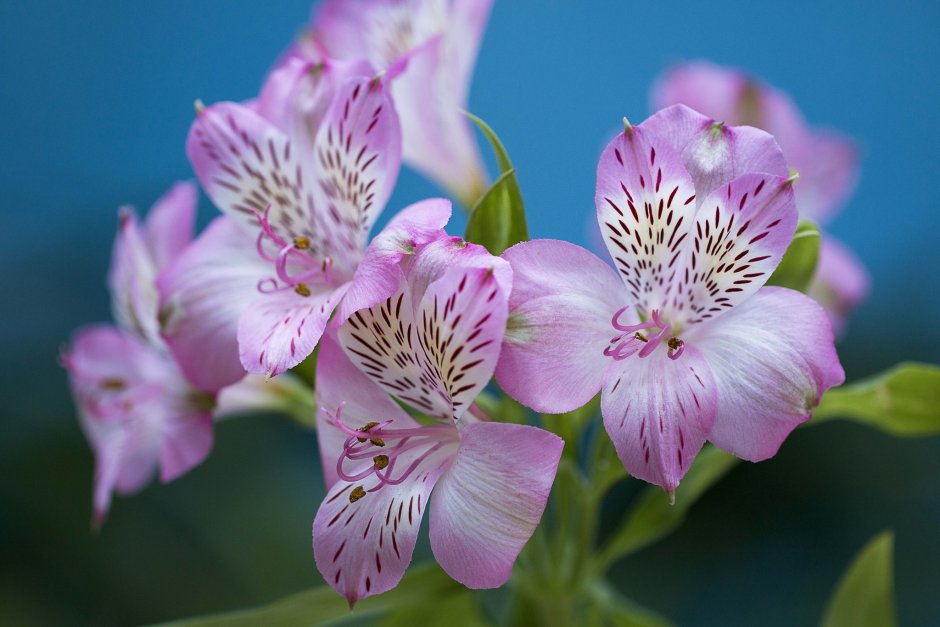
left=651, top=60, right=868, bottom=333
left=163, top=62, right=444, bottom=384
left=313, top=326, right=561, bottom=605
left=307, top=0, right=493, bottom=207
left=497, top=106, right=844, bottom=495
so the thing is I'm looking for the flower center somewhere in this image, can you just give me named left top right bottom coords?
left=604, top=307, right=685, bottom=361
left=326, top=405, right=456, bottom=504
left=253, top=206, right=335, bottom=297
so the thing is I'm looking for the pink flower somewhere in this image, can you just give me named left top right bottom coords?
left=651, top=60, right=868, bottom=333
left=496, top=106, right=844, bottom=495
left=63, top=183, right=214, bottom=523
left=312, top=233, right=562, bottom=604
left=307, top=0, right=493, bottom=206
left=161, top=60, right=449, bottom=384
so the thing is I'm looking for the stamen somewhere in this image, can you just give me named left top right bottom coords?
left=356, top=421, right=381, bottom=442
left=349, top=486, right=366, bottom=503
left=667, top=337, right=685, bottom=360
left=373, top=455, right=389, bottom=470
left=293, top=236, right=310, bottom=250
left=294, top=283, right=311, bottom=297
left=100, top=377, right=126, bottom=390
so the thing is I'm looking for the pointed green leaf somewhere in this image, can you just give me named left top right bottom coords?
left=811, top=363, right=940, bottom=436
left=378, top=592, right=492, bottom=627
left=586, top=580, right=674, bottom=627
left=597, top=446, right=738, bottom=569
left=464, top=113, right=528, bottom=256
left=820, top=531, right=897, bottom=627
left=767, top=220, right=820, bottom=293
left=159, top=563, right=460, bottom=626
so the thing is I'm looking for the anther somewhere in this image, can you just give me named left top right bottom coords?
left=356, top=422, right=380, bottom=443
left=667, top=337, right=685, bottom=360
left=349, top=486, right=366, bottom=503
left=634, top=332, right=648, bottom=342
left=373, top=455, right=389, bottom=470
left=100, top=377, right=126, bottom=391
left=369, top=438, right=386, bottom=447
left=293, top=236, right=310, bottom=250
left=294, top=282, right=311, bottom=297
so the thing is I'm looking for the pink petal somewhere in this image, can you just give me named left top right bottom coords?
left=310, top=75, right=402, bottom=270
left=312, top=425, right=456, bottom=606
left=429, top=421, right=562, bottom=588
left=601, top=344, right=717, bottom=492
left=144, top=181, right=198, bottom=269
left=694, top=287, right=845, bottom=461
left=651, top=60, right=747, bottom=126
left=641, top=104, right=789, bottom=199
left=668, top=172, right=797, bottom=326
left=495, top=239, right=626, bottom=413
left=807, top=236, right=870, bottom=337
left=316, top=329, right=413, bottom=488
left=789, top=130, right=859, bottom=224
left=158, top=216, right=269, bottom=392
left=108, top=208, right=161, bottom=345
left=336, top=198, right=452, bottom=323
left=158, top=410, right=213, bottom=483
left=596, top=120, right=697, bottom=313
left=238, top=282, right=349, bottom=378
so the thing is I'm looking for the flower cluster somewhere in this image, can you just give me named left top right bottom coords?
left=64, top=0, right=857, bottom=608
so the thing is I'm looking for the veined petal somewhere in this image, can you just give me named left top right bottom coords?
left=144, top=181, right=198, bottom=269
left=596, top=122, right=697, bottom=313
left=696, top=287, right=845, bottom=461
left=650, top=61, right=746, bottom=126
left=601, top=344, right=717, bottom=492
left=158, top=216, right=269, bottom=392
left=316, top=329, right=413, bottom=488
left=807, top=236, right=870, bottom=337
left=310, top=75, right=403, bottom=270
left=429, top=421, right=562, bottom=588
left=790, top=130, right=859, bottom=224
left=446, top=0, right=494, bottom=105
left=415, top=265, right=509, bottom=419
left=669, top=172, right=797, bottom=326
left=496, top=239, right=625, bottom=413
left=238, top=283, right=349, bottom=378
left=312, top=422, right=456, bottom=606
left=641, top=104, right=789, bottom=199
left=336, top=198, right=452, bottom=323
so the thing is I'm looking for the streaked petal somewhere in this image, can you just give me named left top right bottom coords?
left=312, top=423, right=456, bottom=606
left=237, top=283, right=349, bottom=378
left=496, top=239, right=625, bottom=413
left=336, top=198, right=452, bottom=323
left=641, top=104, right=789, bottom=199
left=316, top=329, right=414, bottom=488
left=429, top=421, right=562, bottom=588
left=595, top=122, right=697, bottom=313
left=158, top=216, right=269, bottom=392
left=601, top=345, right=717, bottom=492
left=669, top=172, right=797, bottom=326
left=807, top=235, right=870, bottom=337
left=695, top=287, right=845, bottom=461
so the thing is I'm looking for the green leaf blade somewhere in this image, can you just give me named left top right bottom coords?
left=767, top=219, right=820, bottom=293
left=464, top=113, right=529, bottom=256
left=820, top=531, right=897, bottom=627
left=812, top=362, right=940, bottom=436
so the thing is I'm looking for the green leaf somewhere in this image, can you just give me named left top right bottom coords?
left=586, top=580, right=674, bottom=627
left=597, top=445, right=738, bottom=569
left=378, top=592, right=491, bottom=627
left=820, top=531, right=897, bottom=627
left=811, top=362, right=940, bottom=436
left=464, top=113, right=528, bottom=256
left=158, top=563, right=461, bottom=627
left=767, top=220, right=820, bottom=292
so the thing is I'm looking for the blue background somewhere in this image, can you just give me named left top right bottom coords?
left=2, top=0, right=939, bottom=625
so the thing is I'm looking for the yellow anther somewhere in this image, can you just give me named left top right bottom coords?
left=293, top=236, right=310, bottom=250
left=373, top=454, right=389, bottom=470
left=369, top=438, right=386, bottom=447
left=100, top=377, right=126, bottom=390
left=668, top=337, right=683, bottom=350
left=634, top=332, right=648, bottom=342
left=294, top=283, right=311, bottom=297
left=349, top=485, right=366, bottom=503
left=357, top=421, right=380, bottom=443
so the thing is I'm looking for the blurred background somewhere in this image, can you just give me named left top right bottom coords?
left=2, top=0, right=939, bottom=624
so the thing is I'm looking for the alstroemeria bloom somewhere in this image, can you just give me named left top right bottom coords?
left=308, top=0, right=492, bottom=206
left=161, top=60, right=444, bottom=385
left=496, top=105, right=844, bottom=493
left=652, top=60, right=869, bottom=334
left=63, top=183, right=212, bottom=522
left=313, top=316, right=562, bottom=603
